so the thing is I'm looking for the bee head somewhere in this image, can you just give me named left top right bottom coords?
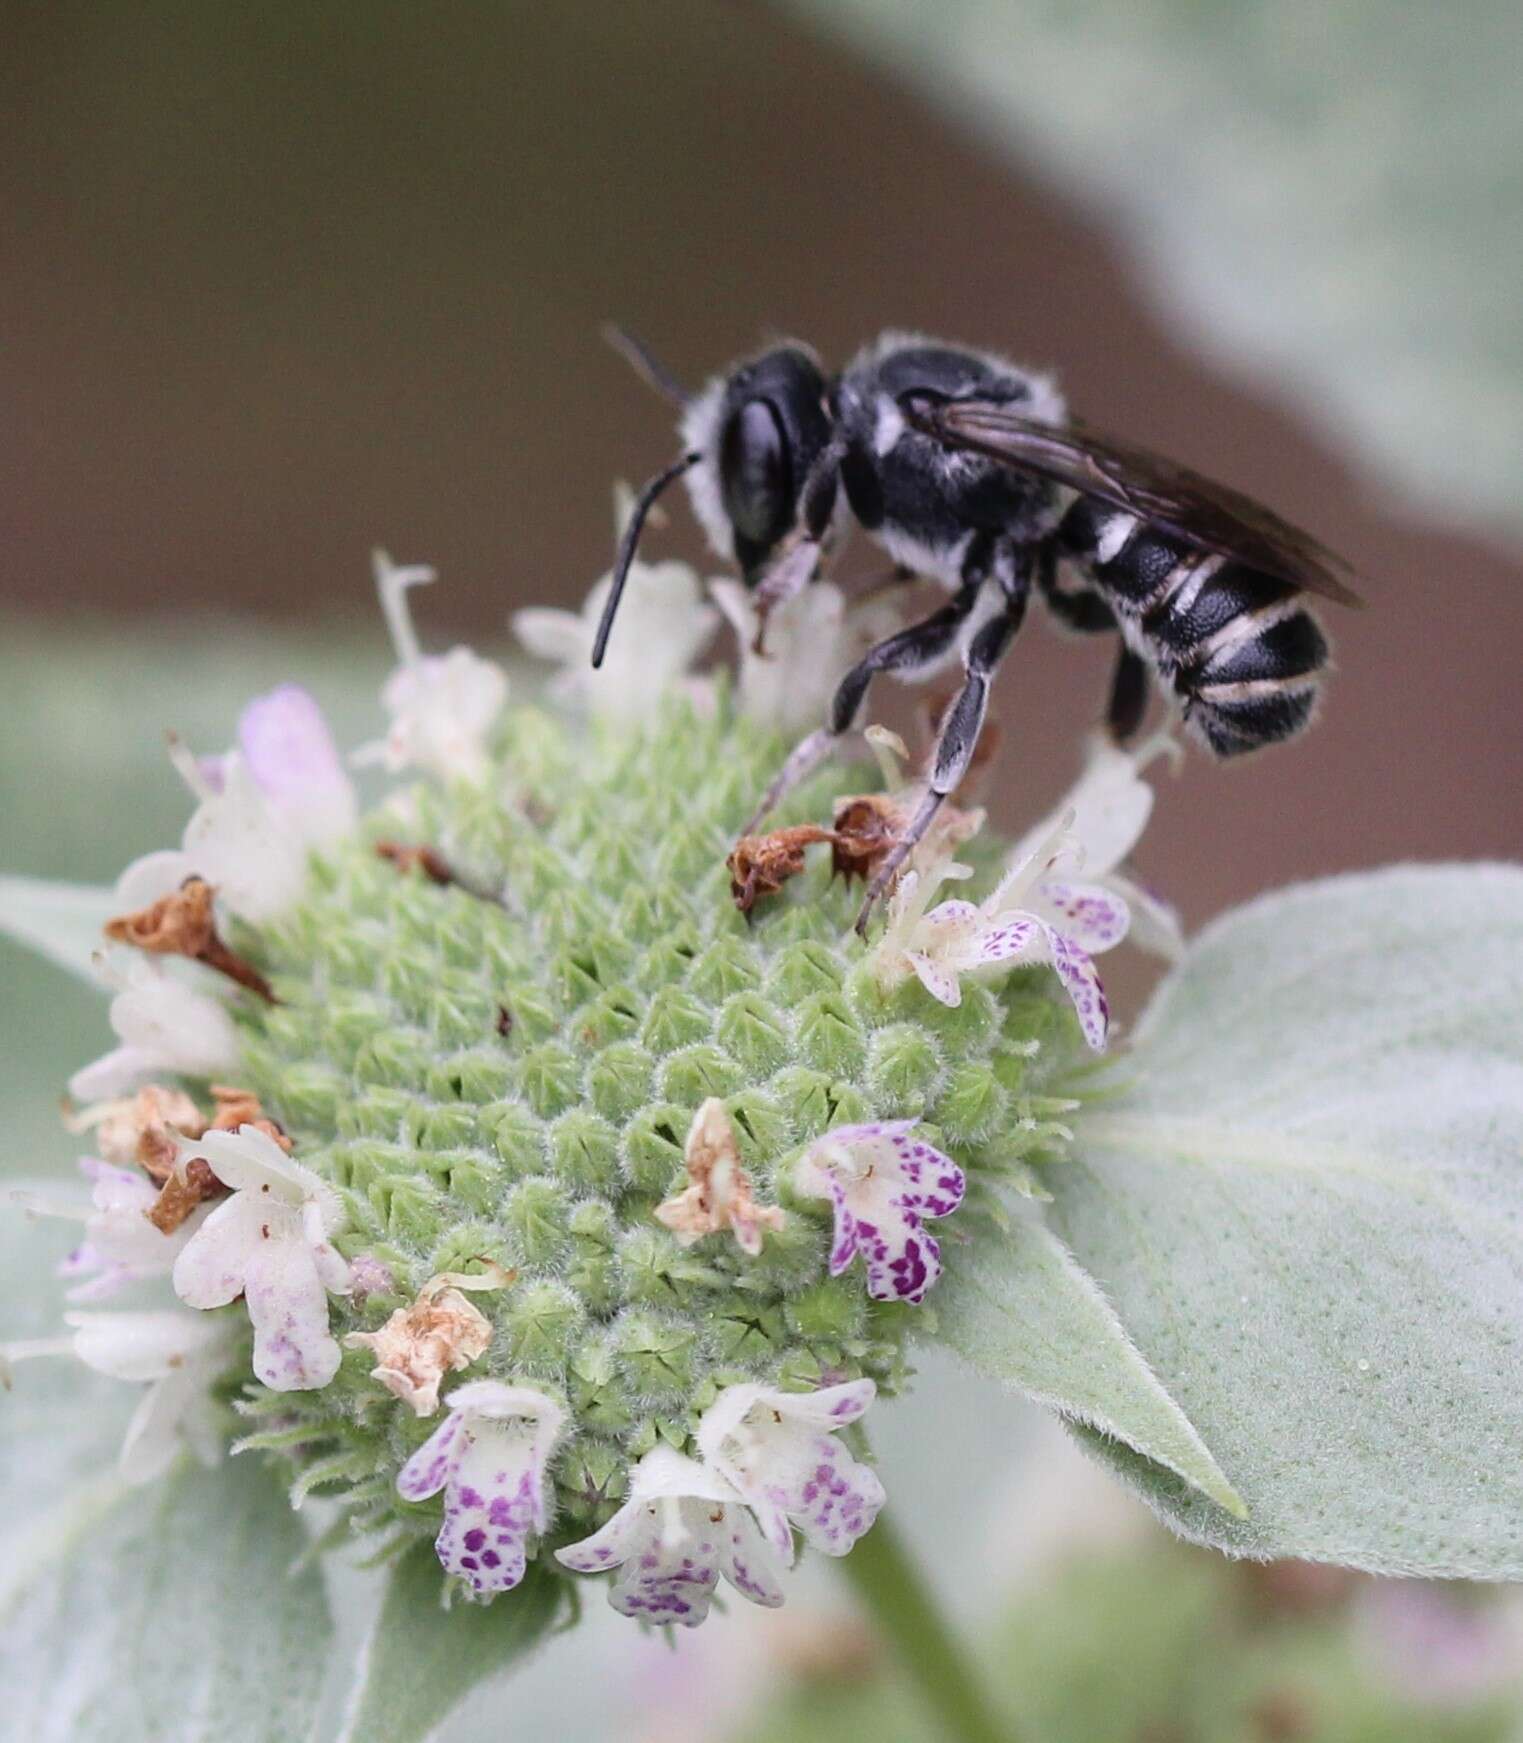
left=681, top=344, right=834, bottom=580
left=593, top=333, right=834, bottom=668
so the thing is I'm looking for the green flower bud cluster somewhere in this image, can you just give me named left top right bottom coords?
left=229, top=698, right=1085, bottom=1552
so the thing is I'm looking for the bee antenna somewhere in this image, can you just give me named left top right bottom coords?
left=601, top=323, right=691, bottom=407
left=591, top=451, right=701, bottom=668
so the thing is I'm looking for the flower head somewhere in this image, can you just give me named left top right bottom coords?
left=396, top=1380, right=567, bottom=1595
left=871, top=819, right=1130, bottom=1049
left=171, top=1125, right=350, bottom=1391
left=514, top=487, right=718, bottom=722
left=793, top=1120, right=965, bottom=1304
left=696, top=1379, right=884, bottom=1563
left=556, top=1444, right=784, bottom=1626
left=654, top=1098, right=786, bottom=1256
left=356, top=552, right=509, bottom=783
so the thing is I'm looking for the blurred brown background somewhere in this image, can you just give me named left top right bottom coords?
left=4, top=0, right=1519, bottom=936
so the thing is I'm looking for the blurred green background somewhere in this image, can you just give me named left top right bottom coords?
left=4, top=4, right=1522, bottom=1739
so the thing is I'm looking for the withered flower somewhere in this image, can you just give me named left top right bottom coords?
left=726, top=825, right=836, bottom=915
left=70, top=1083, right=206, bottom=1176
left=105, top=875, right=274, bottom=1001
left=654, top=1098, right=786, bottom=1256
left=374, top=840, right=455, bottom=885
left=345, top=1263, right=511, bottom=1416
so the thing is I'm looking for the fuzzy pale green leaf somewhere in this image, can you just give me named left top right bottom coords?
left=785, top=0, right=1523, bottom=542
left=0, top=876, right=115, bottom=988
left=0, top=1458, right=332, bottom=1743
left=337, top=1547, right=566, bottom=1743
left=930, top=1206, right=1243, bottom=1517
left=1052, top=863, right=1523, bottom=1575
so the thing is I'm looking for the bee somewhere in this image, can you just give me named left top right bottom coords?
left=595, top=329, right=1360, bottom=928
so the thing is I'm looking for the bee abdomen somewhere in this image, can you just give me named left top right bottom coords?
left=1059, top=501, right=1329, bottom=757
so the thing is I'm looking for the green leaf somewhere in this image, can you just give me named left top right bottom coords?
left=0, top=1458, right=333, bottom=1743
left=336, top=1545, right=567, bottom=1743
left=785, top=0, right=1523, bottom=543
left=931, top=1206, right=1243, bottom=1517
left=1052, top=863, right=1523, bottom=1576
left=0, top=876, right=115, bottom=987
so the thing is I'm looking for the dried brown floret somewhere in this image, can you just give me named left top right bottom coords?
left=654, top=1098, right=786, bottom=1256
left=374, top=840, right=455, bottom=885
left=830, top=793, right=909, bottom=885
left=145, top=1157, right=224, bottom=1235
left=344, top=1262, right=512, bottom=1416
left=208, top=1084, right=293, bottom=1152
left=726, top=824, right=836, bottom=915
left=104, top=875, right=274, bottom=1001
left=70, top=1083, right=207, bottom=1176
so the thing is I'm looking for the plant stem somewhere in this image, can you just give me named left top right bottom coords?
left=837, top=1510, right=1014, bottom=1743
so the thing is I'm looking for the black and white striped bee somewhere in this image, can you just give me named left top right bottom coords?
left=594, top=330, right=1360, bottom=928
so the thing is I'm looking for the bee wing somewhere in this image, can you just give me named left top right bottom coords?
left=905, top=396, right=1364, bottom=607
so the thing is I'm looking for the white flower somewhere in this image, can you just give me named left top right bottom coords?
left=1007, top=733, right=1185, bottom=962
left=5, top=1156, right=204, bottom=1302
left=355, top=551, right=508, bottom=784
left=708, top=580, right=900, bottom=735
left=870, top=820, right=1130, bottom=1050
left=793, top=1121, right=965, bottom=1305
left=68, top=957, right=240, bottom=1103
left=1, top=1309, right=237, bottom=1485
left=556, top=1445, right=785, bottom=1627
left=70, top=1309, right=237, bottom=1483
left=695, top=1379, right=884, bottom=1563
left=172, top=1125, right=350, bottom=1391
left=118, top=684, right=357, bottom=928
left=396, top=1380, right=567, bottom=1596
left=514, top=487, right=718, bottom=722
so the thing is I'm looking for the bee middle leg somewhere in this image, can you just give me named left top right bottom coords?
left=853, top=547, right=1033, bottom=934
left=736, top=553, right=989, bottom=837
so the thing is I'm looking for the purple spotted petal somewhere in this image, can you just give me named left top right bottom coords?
left=1048, top=926, right=1111, bottom=1050
left=718, top=1506, right=785, bottom=1609
left=397, top=1409, right=465, bottom=1502
left=823, top=1178, right=859, bottom=1277
left=883, top=1128, right=966, bottom=1220
left=240, top=1229, right=342, bottom=1391
left=908, top=951, right=962, bottom=1007
left=432, top=1418, right=542, bottom=1596
left=1039, top=879, right=1130, bottom=954
left=853, top=1210, right=942, bottom=1303
left=798, top=1125, right=964, bottom=1306
left=761, top=1427, right=885, bottom=1558
left=968, top=913, right=1040, bottom=965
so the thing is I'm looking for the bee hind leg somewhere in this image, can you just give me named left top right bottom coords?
left=853, top=554, right=1032, bottom=935
left=1105, top=644, right=1150, bottom=744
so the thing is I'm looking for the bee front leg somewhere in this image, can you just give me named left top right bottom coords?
left=853, top=554, right=1032, bottom=935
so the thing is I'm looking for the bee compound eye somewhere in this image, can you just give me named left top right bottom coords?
left=719, top=397, right=795, bottom=550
